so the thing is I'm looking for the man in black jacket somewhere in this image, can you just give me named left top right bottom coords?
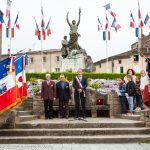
left=56, top=74, right=71, bottom=119
left=73, top=68, right=87, bottom=119
left=125, top=75, right=136, bottom=116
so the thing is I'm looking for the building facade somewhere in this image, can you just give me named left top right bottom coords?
left=94, top=34, right=150, bottom=73
left=26, top=49, right=62, bottom=73
left=1, top=49, right=62, bottom=73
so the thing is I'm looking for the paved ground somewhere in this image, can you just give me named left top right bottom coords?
left=0, top=144, right=150, bottom=150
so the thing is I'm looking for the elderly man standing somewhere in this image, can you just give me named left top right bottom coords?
left=56, top=74, right=71, bottom=119
left=73, top=68, right=87, bottom=119
left=41, top=74, right=56, bottom=119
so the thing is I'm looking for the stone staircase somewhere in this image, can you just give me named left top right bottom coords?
left=0, top=118, right=150, bottom=143
left=1, top=98, right=149, bottom=144
left=15, top=99, right=38, bottom=122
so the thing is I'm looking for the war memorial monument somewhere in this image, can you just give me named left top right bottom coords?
left=61, top=8, right=95, bottom=72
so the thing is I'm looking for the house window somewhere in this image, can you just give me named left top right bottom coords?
left=120, top=66, right=124, bottom=73
left=118, top=60, right=122, bottom=64
left=99, top=63, right=101, bottom=68
left=55, top=68, right=60, bottom=72
left=133, top=55, right=139, bottom=61
left=43, top=56, right=46, bottom=62
left=30, top=57, right=34, bottom=64
left=56, top=56, right=60, bottom=61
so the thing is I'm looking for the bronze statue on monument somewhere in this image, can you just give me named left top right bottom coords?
left=61, top=8, right=86, bottom=58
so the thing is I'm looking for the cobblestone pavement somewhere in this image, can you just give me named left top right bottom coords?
left=0, top=144, right=150, bottom=150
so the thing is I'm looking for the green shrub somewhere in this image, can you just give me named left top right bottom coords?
left=26, top=72, right=140, bottom=81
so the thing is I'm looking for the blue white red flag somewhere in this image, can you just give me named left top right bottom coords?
left=138, top=0, right=144, bottom=28
left=144, top=14, right=150, bottom=27
left=104, top=3, right=116, bottom=18
left=7, top=13, right=11, bottom=28
left=6, top=0, right=11, bottom=18
left=97, top=17, right=103, bottom=32
left=105, top=15, right=109, bottom=30
left=46, top=18, right=51, bottom=36
left=130, top=11, right=135, bottom=28
left=14, top=12, right=20, bottom=29
left=41, top=7, right=46, bottom=40
left=0, top=57, right=18, bottom=112
left=0, top=16, right=4, bottom=30
left=111, top=18, right=121, bottom=32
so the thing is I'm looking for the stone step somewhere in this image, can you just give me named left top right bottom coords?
left=17, top=111, right=33, bottom=116
left=121, top=114, right=141, bottom=121
left=0, top=128, right=150, bottom=136
left=0, top=135, right=150, bottom=144
left=15, top=107, right=24, bottom=111
left=15, top=121, right=145, bottom=129
left=16, top=115, right=38, bottom=122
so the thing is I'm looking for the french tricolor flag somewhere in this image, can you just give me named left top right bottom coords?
left=144, top=14, right=150, bottom=27
left=0, top=57, right=19, bottom=112
left=0, top=16, right=4, bottom=30
left=15, top=55, right=28, bottom=99
left=105, top=15, right=109, bottom=30
left=111, top=18, right=121, bottom=32
left=104, top=3, right=116, bottom=18
left=130, top=11, right=135, bottom=28
left=138, top=0, right=144, bottom=28
left=6, top=0, right=11, bottom=18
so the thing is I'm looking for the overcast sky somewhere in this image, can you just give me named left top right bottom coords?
left=0, top=0, right=150, bottom=62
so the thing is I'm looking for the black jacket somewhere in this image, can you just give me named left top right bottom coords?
left=73, top=76, right=87, bottom=94
left=56, top=81, right=71, bottom=101
left=126, top=81, right=136, bottom=96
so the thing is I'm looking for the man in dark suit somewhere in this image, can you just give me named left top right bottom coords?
left=41, top=74, right=56, bottom=119
left=73, top=68, right=87, bottom=119
left=56, top=74, right=71, bottom=119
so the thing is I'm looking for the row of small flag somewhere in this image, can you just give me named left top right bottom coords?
left=98, top=3, right=121, bottom=41
left=98, top=2, right=150, bottom=40
left=34, top=6, right=51, bottom=40
left=0, top=0, right=51, bottom=40
left=0, top=0, right=19, bottom=38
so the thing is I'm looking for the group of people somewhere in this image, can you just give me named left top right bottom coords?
left=118, top=69, right=150, bottom=116
left=41, top=68, right=150, bottom=119
left=41, top=68, right=87, bottom=120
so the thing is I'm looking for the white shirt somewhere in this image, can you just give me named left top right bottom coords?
left=47, top=80, right=50, bottom=85
left=140, top=75, right=148, bottom=90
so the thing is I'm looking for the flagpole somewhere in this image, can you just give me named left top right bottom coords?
left=8, top=10, right=11, bottom=56
left=106, top=38, right=109, bottom=73
left=41, top=0, right=44, bottom=73
left=105, top=2, right=109, bottom=73
left=137, top=0, right=142, bottom=72
left=138, top=30, right=142, bottom=72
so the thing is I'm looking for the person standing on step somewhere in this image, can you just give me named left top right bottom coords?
left=73, top=68, right=87, bottom=119
left=125, top=75, right=136, bottom=116
left=143, top=78, right=150, bottom=109
left=118, top=78, right=128, bottom=114
left=41, top=74, right=56, bottom=119
left=140, top=70, right=148, bottom=109
left=56, top=74, right=71, bottom=119
left=135, top=77, right=142, bottom=112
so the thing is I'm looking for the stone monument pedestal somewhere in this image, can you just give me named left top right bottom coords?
left=61, top=49, right=95, bottom=72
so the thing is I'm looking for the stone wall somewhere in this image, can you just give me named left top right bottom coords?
left=0, top=109, right=16, bottom=129
left=140, top=110, right=150, bottom=127
left=107, top=92, right=121, bottom=118
left=33, top=88, right=120, bottom=118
